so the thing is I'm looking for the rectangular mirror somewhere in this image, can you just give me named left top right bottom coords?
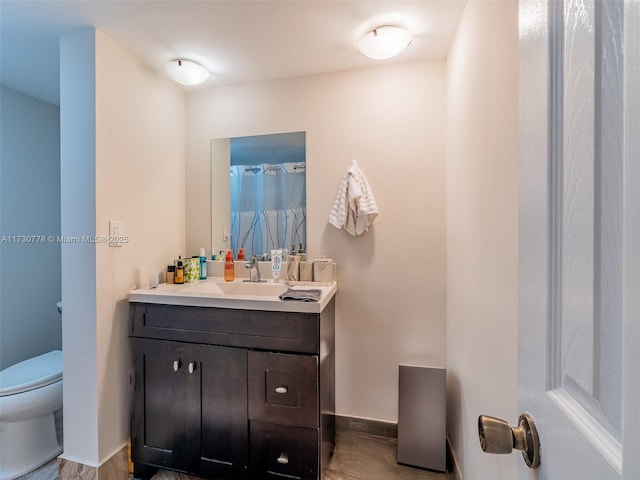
left=211, top=132, right=306, bottom=259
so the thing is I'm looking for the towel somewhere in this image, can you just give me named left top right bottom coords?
left=328, top=159, right=378, bottom=236
left=279, top=288, right=322, bottom=302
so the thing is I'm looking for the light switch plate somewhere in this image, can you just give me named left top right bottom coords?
left=109, top=220, right=123, bottom=247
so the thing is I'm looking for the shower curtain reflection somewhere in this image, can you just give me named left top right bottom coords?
left=230, top=162, right=306, bottom=259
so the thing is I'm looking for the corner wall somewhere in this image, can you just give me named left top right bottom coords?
left=186, top=62, right=447, bottom=422
left=60, top=28, right=185, bottom=466
left=445, top=2, right=519, bottom=479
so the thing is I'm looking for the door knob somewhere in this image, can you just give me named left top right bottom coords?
left=173, top=360, right=181, bottom=372
left=478, top=414, right=540, bottom=469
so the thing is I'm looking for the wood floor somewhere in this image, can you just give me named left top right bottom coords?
left=16, top=457, right=59, bottom=480
left=151, top=429, right=452, bottom=480
left=23, top=429, right=452, bottom=480
left=325, top=430, right=451, bottom=480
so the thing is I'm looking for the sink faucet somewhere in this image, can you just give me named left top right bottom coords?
left=244, top=255, right=263, bottom=282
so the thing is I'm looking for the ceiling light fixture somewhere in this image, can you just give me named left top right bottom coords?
left=358, top=25, right=412, bottom=60
left=165, top=59, right=210, bottom=86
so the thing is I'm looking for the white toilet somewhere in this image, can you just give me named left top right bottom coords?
left=0, top=350, right=63, bottom=480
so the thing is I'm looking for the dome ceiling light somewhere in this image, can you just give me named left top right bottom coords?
left=358, top=25, right=412, bottom=60
left=165, top=59, right=210, bottom=86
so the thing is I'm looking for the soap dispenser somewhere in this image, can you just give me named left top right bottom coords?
left=224, top=250, right=235, bottom=282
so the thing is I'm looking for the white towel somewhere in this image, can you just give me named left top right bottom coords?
left=329, top=159, right=378, bottom=236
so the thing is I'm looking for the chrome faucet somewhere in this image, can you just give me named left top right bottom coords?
left=244, top=255, right=264, bottom=282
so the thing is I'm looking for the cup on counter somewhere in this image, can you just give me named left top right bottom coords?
left=287, top=255, right=300, bottom=281
left=313, top=256, right=336, bottom=282
left=299, top=261, right=313, bottom=282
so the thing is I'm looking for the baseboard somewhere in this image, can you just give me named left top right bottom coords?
left=446, top=437, right=463, bottom=480
left=335, top=414, right=398, bottom=439
left=58, top=445, right=129, bottom=480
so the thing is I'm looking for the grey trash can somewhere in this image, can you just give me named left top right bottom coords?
left=397, top=363, right=446, bottom=472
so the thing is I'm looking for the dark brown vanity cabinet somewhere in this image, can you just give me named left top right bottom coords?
left=129, top=300, right=335, bottom=480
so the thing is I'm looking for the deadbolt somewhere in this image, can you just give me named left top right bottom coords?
left=478, top=413, right=540, bottom=469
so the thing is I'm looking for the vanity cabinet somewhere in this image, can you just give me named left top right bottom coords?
left=129, top=299, right=335, bottom=480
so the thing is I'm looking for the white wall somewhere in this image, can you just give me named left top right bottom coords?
left=0, top=85, right=61, bottom=370
left=60, top=28, right=99, bottom=463
left=445, top=1, right=519, bottom=479
left=60, top=28, right=185, bottom=465
left=186, top=62, right=447, bottom=422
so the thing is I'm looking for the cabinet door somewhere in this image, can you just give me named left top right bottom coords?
left=132, top=339, right=248, bottom=479
left=131, top=338, right=188, bottom=470
left=196, top=344, right=248, bottom=479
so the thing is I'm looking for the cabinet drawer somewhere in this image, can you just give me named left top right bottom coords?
left=249, top=421, right=318, bottom=480
left=249, top=351, right=318, bottom=428
left=130, top=303, right=319, bottom=353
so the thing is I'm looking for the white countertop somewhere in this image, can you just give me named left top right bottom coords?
left=129, top=278, right=337, bottom=314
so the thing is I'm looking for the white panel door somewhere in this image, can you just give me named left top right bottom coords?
left=518, top=0, right=639, bottom=478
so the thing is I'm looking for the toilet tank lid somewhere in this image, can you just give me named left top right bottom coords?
left=0, top=350, right=62, bottom=396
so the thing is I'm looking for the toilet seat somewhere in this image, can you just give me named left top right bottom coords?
left=0, top=350, right=62, bottom=397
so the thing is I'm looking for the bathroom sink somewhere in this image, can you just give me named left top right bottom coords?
left=214, top=281, right=288, bottom=296
left=130, top=278, right=337, bottom=313
left=185, top=280, right=288, bottom=297
left=215, top=281, right=288, bottom=296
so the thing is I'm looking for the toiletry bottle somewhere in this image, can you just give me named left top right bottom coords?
left=167, top=265, right=175, bottom=284
left=199, top=248, right=208, bottom=280
left=298, top=243, right=307, bottom=261
left=175, top=257, right=185, bottom=284
left=224, top=250, right=235, bottom=282
left=190, top=255, right=200, bottom=282
left=271, top=249, right=282, bottom=283
left=237, top=247, right=245, bottom=261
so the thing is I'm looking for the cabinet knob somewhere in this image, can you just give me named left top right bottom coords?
left=173, top=360, right=181, bottom=372
left=275, top=386, right=288, bottom=394
left=188, top=362, right=197, bottom=374
left=277, top=453, right=289, bottom=465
